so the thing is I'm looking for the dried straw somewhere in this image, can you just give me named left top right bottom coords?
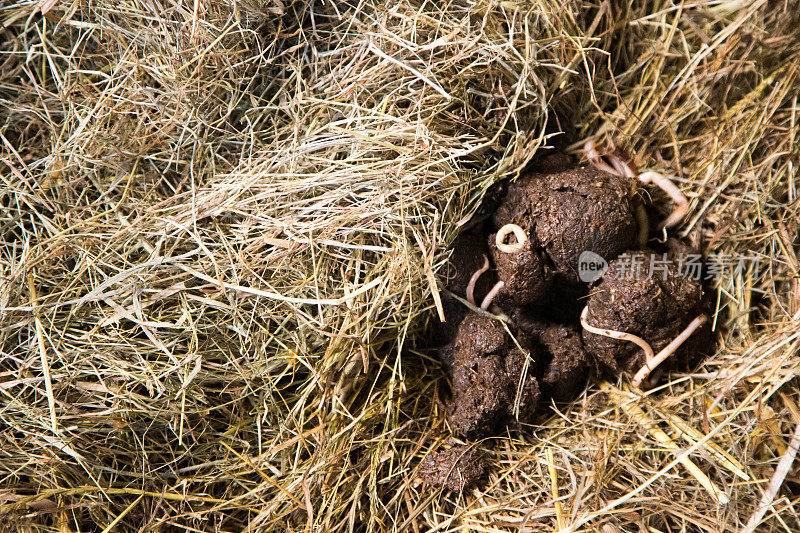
left=1, top=0, right=799, bottom=530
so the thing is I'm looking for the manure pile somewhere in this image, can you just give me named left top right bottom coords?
left=430, top=157, right=712, bottom=446
left=1, top=1, right=799, bottom=531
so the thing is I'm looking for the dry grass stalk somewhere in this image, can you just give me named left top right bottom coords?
left=1, top=0, right=799, bottom=530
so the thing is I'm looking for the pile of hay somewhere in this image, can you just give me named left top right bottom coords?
left=1, top=0, right=798, bottom=530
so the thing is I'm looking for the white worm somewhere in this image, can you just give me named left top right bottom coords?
left=631, top=315, right=707, bottom=388
left=639, top=171, right=689, bottom=229
left=495, top=224, right=527, bottom=254
left=580, top=306, right=655, bottom=362
left=584, top=139, right=619, bottom=175
left=466, top=255, right=490, bottom=306
left=610, top=154, right=632, bottom=178
left=480, top=281, right=505, bottom=310
left=585, top=139, right=689, bottom=230
left=602, top=152, right=654, bottom=245
left=607, top=152, right=637, bottom=179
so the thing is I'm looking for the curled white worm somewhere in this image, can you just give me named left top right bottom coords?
left=610, top=154, right=630, bottom=178
left=466, top=255, right=490, bottom=306
left=639, top=171, right=689, bottom=229
left=607, top=152, right=637, bottom=179
left=631, top=315, right=707, bottom=388
left=480, top=281, right=505, bottom=310
left=495, top=224, right=527, bottom=254
left=602, top=152, right=652, bottom=245
left=580, top=306, right=654, bottom=362
left=584, top=139, right=619, bottom=175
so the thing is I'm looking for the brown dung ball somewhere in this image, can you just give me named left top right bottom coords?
left=512, top=311, right=591, bottom=404
left=581, top=249, right=711, bottom=375
left=488, top=227, right=553, bottom=307
left=494, top=167, right=640, bottom=284
left=445, top=313, right=541, bottom=438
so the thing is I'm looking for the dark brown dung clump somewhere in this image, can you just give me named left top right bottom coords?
left=431, top=162, right=712, bottom=450
left=419, top=445, right=487, bottom=492
left=488, top=228, right=553, bottom=306
left=538, top=324, right=590, bottom=403
left=446, top=314, right=541, bottom=438
left=494, top=167, right=640, bottom=285
left=582, top=249, right=711, bottom=375
left=516, top=316, right=592, bottom=404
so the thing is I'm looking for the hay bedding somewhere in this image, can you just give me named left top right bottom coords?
left=0, top=0, right=799, bottom=531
